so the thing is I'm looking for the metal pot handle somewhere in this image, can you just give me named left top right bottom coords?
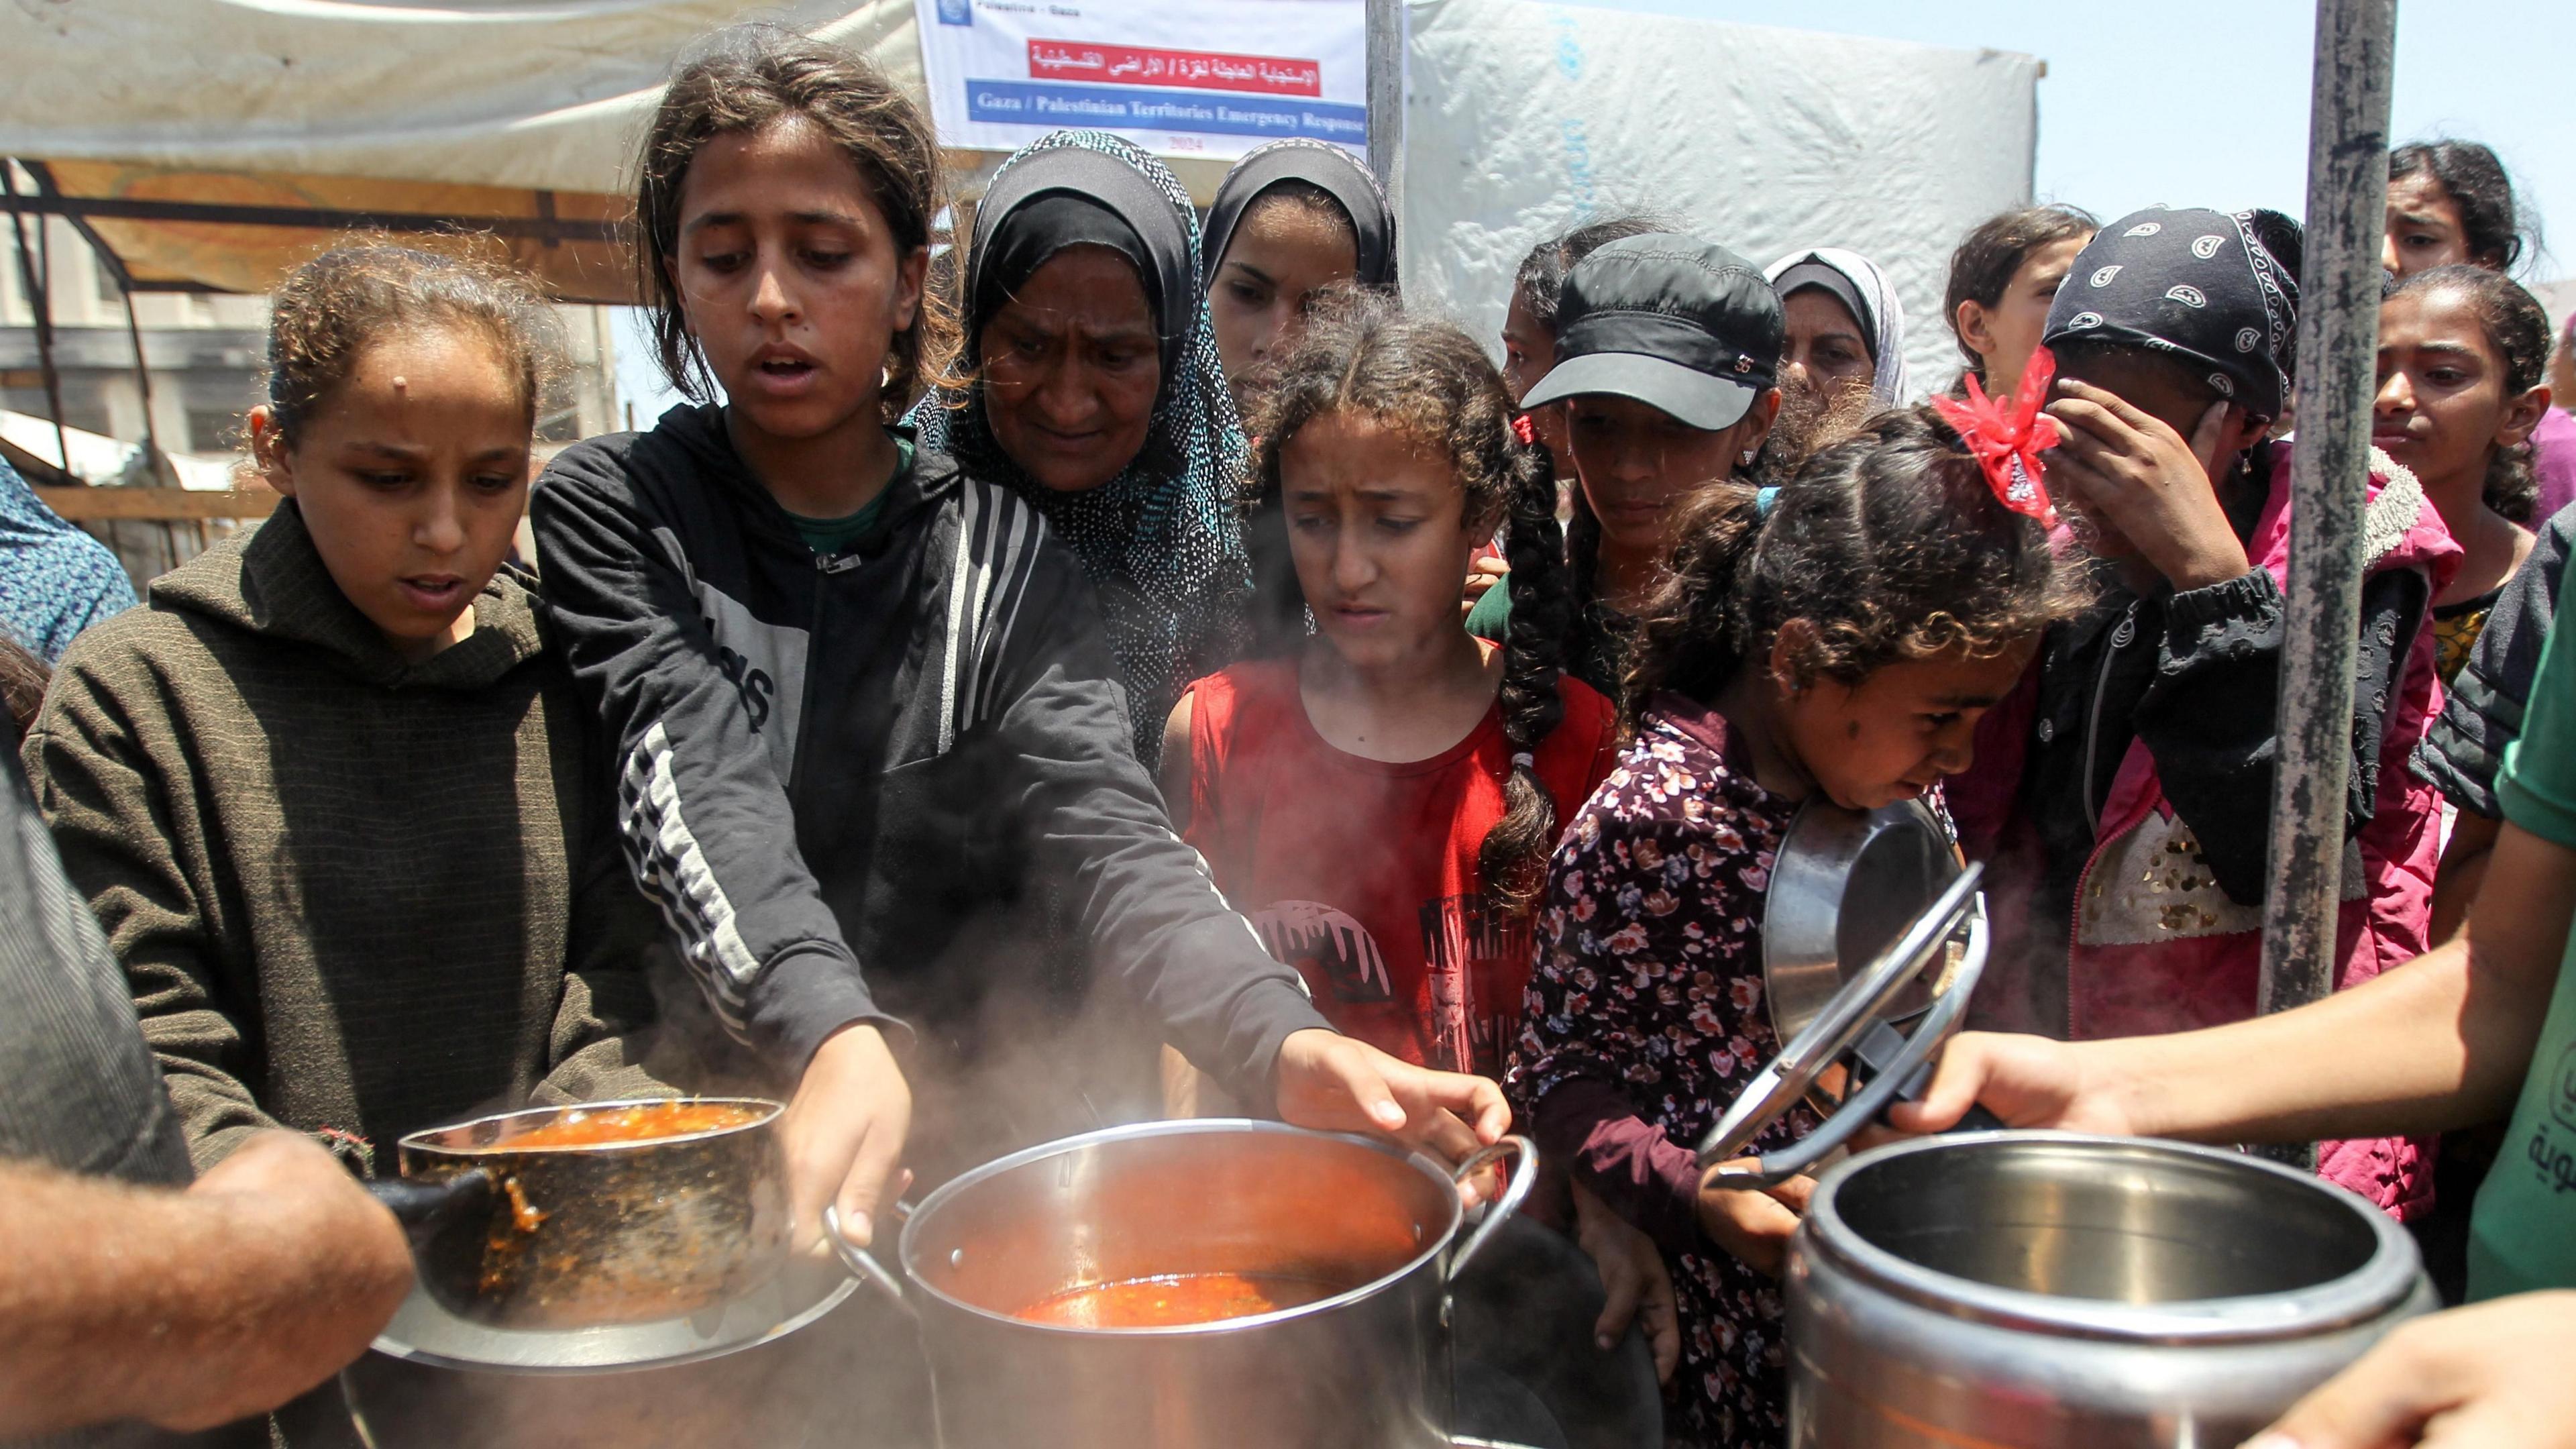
left=822, top=1203, right=915, bottom=1317
left=1444, top=1134, right=1536, bottom=1280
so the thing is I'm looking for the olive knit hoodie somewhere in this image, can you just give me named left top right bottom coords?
left=22, top=502, right=674, bottom=1172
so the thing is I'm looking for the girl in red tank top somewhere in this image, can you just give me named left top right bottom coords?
left=1159, top=292, right=1619, bottom=1078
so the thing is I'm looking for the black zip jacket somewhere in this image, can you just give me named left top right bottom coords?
left=531, top=406, right=1325, bottom=1145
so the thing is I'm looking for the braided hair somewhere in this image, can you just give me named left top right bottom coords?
left=1249, top=289, right=1574, bottom=911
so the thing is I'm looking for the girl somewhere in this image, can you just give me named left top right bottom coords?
left=26, top=244, right=671, bottom=1169
left=1955, top=207, right=2458, bottom=1220
left=1511, top=405, right=2080, bottom=1445
left=2375, top=265, right=2555, bottom=681
left=1201, top=138, right=1396, bottom=409
left=535, top=33, right=1501, bottom=1251
left=1472, top=233, right=1785, bottom=698
left=1943, top=205, right=2096, bottom=398
left=1170, top=291, right=1618, bottom=1077
left=1764, top=247, right=1911, bottom=409
left=911, top=129, right=1250, bottom=767
left=1499, top=213, right=1670, bottom=482
left=1181, top=290, right=1680, bottom=1383
left=2385, top=140, right=2576, bottom=520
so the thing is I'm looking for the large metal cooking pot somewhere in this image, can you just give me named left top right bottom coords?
left=1787, top=1132, right=2434, bottom=1448
left=384, top=1097, right=790, bottom=1331
left=833, top=1118, right=1533, bottom=1449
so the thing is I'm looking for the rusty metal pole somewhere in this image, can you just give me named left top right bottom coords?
left=1364, top=0, right=1405, bottom=231
left=2257, top=0, right=2398, bottom=1168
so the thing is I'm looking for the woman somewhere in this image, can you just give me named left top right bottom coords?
left=914, top=130, right=1252, bottom=765
left=1200, top=138, right=1395, bottom=409
left=1764, top=246, right=1910, bottom=411
left=2385, top=140, right=2576, bottom=519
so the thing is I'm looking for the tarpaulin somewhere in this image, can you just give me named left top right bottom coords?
left=1402, top=0, right=2041, bottom=398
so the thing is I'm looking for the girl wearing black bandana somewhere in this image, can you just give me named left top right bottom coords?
left=1949, top=206, right=2460, bottom=1225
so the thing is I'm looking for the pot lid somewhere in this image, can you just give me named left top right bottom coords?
left=1699, top=866, right=1987, bottom=1183
left=1761, top=798, right=1961, bottom=1042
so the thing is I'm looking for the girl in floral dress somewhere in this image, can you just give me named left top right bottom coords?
left=1508, top=404, right=2088, bottom=1445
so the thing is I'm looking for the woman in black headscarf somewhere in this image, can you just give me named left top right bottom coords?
left=1200, top=139, right=1397, bottom=409
left=913, top=129, right=1250, bottom=767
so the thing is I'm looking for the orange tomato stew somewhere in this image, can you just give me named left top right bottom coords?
left=497, top=1102, right=764, bottom=1150
left=1013, top=1272, right=1349, bottom=1329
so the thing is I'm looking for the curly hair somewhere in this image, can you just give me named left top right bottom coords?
left=1629, top=405, right=2090, bottom=724
left=634, top=26, right=953, bottom=419
left=1247, top=289, right=1574, bottom=910
left=2386, top=264, right=2557, bottom=524
left=263, top=242, right=564, bottom=449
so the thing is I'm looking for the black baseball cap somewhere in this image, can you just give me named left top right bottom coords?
left=1520, top=233, right=1785, bottom=430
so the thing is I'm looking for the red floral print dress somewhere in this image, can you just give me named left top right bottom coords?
left=1508, top=694, right=1817, bottom=1448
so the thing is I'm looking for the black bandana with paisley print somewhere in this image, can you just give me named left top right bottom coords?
left=2042, top=206, right=2302, bottom=417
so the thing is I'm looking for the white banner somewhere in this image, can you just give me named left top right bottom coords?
left=913, top=0, right=1367, bottom=163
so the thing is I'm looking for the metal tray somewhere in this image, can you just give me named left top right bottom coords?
left=370, top=1257, right=859, bottom=1375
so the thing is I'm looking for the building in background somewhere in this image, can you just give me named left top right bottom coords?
left=3, top=211, right=622, bottom=467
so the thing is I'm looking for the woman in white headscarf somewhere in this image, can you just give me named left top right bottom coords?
left=1764, top=247, right=1910, bottom=409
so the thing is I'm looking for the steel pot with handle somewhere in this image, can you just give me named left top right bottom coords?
left=1787, top=1132, right=2434, bottom=1448
left=829, top=1118, right=1534, bottom=1449
left=374, top=1097, right=790, bottom=1332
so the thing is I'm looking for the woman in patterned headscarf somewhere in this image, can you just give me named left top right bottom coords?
left=913, top=129, right=1251, bottom=765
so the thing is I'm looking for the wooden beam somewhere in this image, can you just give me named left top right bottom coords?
left=36, top=485, right=277, bottom=521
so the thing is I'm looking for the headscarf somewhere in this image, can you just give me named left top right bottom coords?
left=1764, top=247, right=1911, bottom=407
left=0, top=455, right=136, bottom=662
left=909, top=129, right=1251, bottom=765
left=2042, top=207, right=2302, bottom=418
left=1200, top=139, right=1397, bottom=288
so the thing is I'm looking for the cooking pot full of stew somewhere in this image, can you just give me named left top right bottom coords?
left=828, top=1118, right=1532, bottom=1449
left=372, top=1097, right=790, bottom=1332
left=1787, top=1132, right=2434, bottom=1448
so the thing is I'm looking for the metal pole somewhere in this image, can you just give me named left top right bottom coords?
left=2257, top=0, right=2398, bottom=1162
left=1364, top=0, right=1405, bottom=225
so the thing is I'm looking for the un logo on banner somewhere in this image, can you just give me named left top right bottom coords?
left=936, top=0, right=972, bottom=24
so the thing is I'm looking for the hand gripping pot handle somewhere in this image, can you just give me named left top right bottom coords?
left=1446, top=1134, right=1536, bottom=1279
left=822, top=1201, right=917, bottom=1317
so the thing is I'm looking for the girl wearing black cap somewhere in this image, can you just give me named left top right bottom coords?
left=1200, top=138, right=1396, bottom=411
left=912, top=128, right=1252, bottom=768
left=536, top=44, right=1504, bottom=1266
left=1949, top=206, right=2459, bottom=1224
left=1470, top=233, right=1785, bottom=698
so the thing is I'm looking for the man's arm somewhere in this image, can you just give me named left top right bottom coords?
left=1897, top=818, right=2576, bottom=1145
left=0, top=1130, right=412, bottom=1437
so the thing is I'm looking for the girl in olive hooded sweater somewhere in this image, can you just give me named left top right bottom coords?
left=23, top=246, right=676, bottom=1175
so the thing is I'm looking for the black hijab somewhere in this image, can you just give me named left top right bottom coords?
left=1199, top=139, right=1396, bottom=288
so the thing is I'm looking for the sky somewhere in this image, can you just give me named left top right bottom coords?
left=614, top=0, right=2575, bottom=424
left=1564, top=0, right=2573, bottom=276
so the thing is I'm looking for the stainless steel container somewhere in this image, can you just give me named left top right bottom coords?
left=861, top=1118, right=1530, bottom=1449
left=1788, top=1132, right=2434, bottom=1448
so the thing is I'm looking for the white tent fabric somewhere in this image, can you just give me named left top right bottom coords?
left=1401, top=0, right=2041, bottom=400
left=0, top=1, right=918, bottom=195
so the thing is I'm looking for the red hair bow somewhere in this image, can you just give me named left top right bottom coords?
left=1932, top=343, right=2062, bottom=528
left=1510, top=412, right=1538, bottom=447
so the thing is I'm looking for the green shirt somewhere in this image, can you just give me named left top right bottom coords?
left=1464, top=572, right=1637, bottom=702
left=2472, top=584, right=2576, bottom=1301
left=784, top=439, right=913, bottom=556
